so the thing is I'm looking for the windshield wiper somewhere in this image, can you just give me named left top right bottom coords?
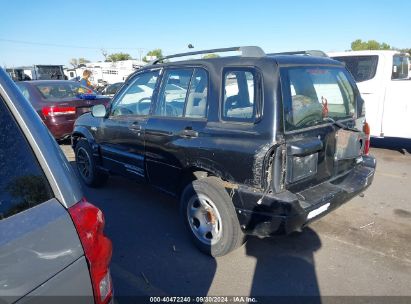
left=323, top=117, right=360, bottom=132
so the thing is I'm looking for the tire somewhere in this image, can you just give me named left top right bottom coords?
left=75, top=139, right=108, bottom=187
left=180, top=176, right=245, bottom=257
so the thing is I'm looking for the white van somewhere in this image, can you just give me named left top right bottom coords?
left=328, top=50, right=411, bottom=139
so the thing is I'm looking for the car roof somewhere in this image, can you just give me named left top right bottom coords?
left=137, top=54, right=343, bottom=73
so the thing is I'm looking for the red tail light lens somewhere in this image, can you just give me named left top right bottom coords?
left=69, top=199, right=113, bottom=304
left=363, top=121, right=370, bottom=155
left=42, top=106, right=76, bottom=117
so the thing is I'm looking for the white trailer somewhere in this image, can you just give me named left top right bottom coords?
left=64, top=60, right=145, bottom=86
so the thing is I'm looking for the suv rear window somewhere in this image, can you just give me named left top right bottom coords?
left=332, top=55, right=378, bottom=82
left=282, top=67, right=356, bottom=132
left=0, top=97, right=53, bottom=220
left=222, top=69, right=256, bottom=122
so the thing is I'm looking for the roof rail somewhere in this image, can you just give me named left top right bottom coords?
left=151, top=46, right=266, bottom=64
left=268, top=50, right=329, bottom=58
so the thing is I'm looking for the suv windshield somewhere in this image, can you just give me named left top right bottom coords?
left=331, top=55, right=378, bottom=82
left=282, top=66, right=356, bottom=131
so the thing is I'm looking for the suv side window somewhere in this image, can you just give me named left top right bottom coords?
left=0, top=97, right=53, bottom=220
left=155, top=69, right=193, bottom=117
left=332, top=55, right=379, bottom=83
left=222, top=69, right=256, bottom=121
left=185, top=68, right=208, bottom=119
left=111, top=70, right=160, bottom=117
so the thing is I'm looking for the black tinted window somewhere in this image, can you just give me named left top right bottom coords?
left=35, top=82, right=95, bottom=100
left=332, top=55, right=378, bottom=82
left=0, top=98, right=53, bottom=220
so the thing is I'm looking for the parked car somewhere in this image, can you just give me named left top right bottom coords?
left=329, top=50, right=411, bottom=139
left=15, top=80, right=111, bottom=140
left=101, top=82, right=124, bottom=97
left=0, top=68, right=113, bottom=303
left=72, top=47, right=376, bottom=257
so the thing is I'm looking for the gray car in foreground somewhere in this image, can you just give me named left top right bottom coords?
left=0, top=68, right=113, bottom=304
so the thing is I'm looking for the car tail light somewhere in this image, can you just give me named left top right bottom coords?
left=363, top=121, right=370, bottom=155
left=69, top=198, right=113, bottom=304
left=42, top=106, right=76, bottom=117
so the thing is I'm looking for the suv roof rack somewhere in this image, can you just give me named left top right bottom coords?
left=151, top=46, right=266, bottom=64
left=268, top=50, right=329, bottom=58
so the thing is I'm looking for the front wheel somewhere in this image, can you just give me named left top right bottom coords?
left=180, top=177, right=245, bottom=257
left=75, top=139, right=108, bottom=187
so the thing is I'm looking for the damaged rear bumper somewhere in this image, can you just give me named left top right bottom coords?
left=232, top=155, right=376, bottom=237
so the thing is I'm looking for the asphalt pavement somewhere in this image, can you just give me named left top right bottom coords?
left=60, top=139, right=411, bottom=302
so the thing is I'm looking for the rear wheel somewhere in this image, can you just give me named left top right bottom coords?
left=75, top=139, right=108, bottom=187
left=180, top=177, right=245, bottom=257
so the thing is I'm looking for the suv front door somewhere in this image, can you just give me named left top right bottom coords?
left=96, top=69, right=161, bottom=180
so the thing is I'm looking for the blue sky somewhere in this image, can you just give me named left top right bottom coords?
left=1, top=0, right=410, bottom=67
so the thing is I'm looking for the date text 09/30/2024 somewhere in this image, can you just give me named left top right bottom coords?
left=149, top=296, right=258, bottom=303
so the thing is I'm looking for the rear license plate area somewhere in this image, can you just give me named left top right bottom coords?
left=307, top=203, right=330, bottom=220
left=335, top=129, right=364, bottom=160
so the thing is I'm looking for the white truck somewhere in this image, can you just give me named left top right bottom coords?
left=6, top=65, right=66, bottom=81
left=328, top=50, right=411, bottom=139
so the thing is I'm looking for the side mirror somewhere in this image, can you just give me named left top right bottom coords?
left=91, top=104, right=107, bottom=118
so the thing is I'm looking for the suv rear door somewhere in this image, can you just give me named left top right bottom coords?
left=145, top=67, right=209, bottom=194
left=280, top=65, right=364, bottom=192
left=0, top=96, right=87, bottom=302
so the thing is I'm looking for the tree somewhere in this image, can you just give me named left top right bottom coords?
left=69, top=57, right=90, bottom=68
left=351, top=39, right=391, bottom=51
left=202, top=53, right=220, bottom=59
left=143, top=49, right=163, bottom=62
left=106, top=52, right=132, bottom=62
left=400, top=48, right=411, bottom=56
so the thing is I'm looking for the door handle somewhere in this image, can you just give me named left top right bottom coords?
left=179, top=128, right=198, bottom=138
left=287, top=138, right=323, bottom=156
left=129, top=122, right=142, bottom=133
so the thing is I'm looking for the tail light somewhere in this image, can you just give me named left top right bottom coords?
left=363, top=121, right=370, bottom=155
left=69, top=199, right=113, bottom=304
left=42, top=106, right=76, bottom=117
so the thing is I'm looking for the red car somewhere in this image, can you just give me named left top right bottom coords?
left=16, top=80, right=111, bottom=140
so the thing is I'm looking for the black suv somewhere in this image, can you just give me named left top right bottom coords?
left=72, top=46, right=376, bottom=257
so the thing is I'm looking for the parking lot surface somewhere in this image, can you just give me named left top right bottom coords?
left=61, top=139, right=411, bottom=300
